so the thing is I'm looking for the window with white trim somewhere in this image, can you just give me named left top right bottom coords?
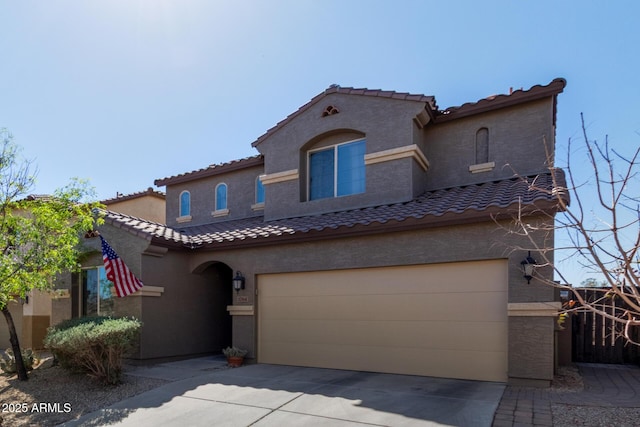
left=308, top=139, right=366, bottom=200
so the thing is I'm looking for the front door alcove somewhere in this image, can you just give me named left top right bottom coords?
left=199, top=261, right=233, bottom=354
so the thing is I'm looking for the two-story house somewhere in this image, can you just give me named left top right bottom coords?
left=56, top=78, right=567, bottom=386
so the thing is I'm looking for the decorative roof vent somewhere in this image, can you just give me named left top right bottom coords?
left=322, top=105, right=340, bottom=117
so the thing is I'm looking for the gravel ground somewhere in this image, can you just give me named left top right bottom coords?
left=0, top=354, right=168, bottom=426
left=551, top=405, right=640, bottom=427
left=549, top=365, right=640, bottom=427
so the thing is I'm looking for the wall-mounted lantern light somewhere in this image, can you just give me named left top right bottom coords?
left=233, top=271, right=245, bottom=294
left=520, top=251, right=537, bottom=284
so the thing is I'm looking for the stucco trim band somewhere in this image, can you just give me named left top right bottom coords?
left=132, top=286, right=165, bottom=297
left=212, top=209, right=230, bottom=218
left=261, top=170, right=299, bottom=185
left=508, top=302, right=561, bottom=317
left=227, top=305, right=255, bottom=316
left=364, top=144, right=430, bottom=171
left=469, top=161, right=496, bottom=173
left=176, top=215, right=192, bottom=223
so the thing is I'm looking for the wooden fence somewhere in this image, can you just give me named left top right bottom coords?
left=572, top=288, right=640, bottom=364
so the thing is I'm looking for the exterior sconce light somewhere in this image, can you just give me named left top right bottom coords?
left=233, top=271, right=245, bottom=294
left=521, top=251, right=537, bottom=284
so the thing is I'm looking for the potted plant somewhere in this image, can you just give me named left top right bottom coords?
left=222, top=346, right=248, bottom=367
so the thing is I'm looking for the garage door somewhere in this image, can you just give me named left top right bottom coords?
left=257, top=260, right=508, bottom=382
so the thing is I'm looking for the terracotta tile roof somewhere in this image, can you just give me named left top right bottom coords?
left=100, top=210, right=192, bottom=245
left=435, top=78, right=566, bottom=123
left=101, top=187, right=165, bottom=205
left=103, top=170, right=568, bottom=250
left=251, top=85, right=437, bottom=148
left=154, top=155, right=264, bottom=187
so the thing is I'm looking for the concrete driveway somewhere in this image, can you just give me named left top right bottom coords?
left=63, top=357, right=505, bottom=427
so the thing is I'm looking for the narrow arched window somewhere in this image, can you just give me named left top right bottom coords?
left=179, top=191, right=190, bottom=217
left=255, top=177, right=265, bottom=204
left=215, top=183, right=228, bottom=211
left=475, top=128, right=489, bottom=164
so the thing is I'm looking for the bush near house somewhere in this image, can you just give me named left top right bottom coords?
left=43, top=316, right=142, bottom=384
left=0, top=347, right=38, bottom=374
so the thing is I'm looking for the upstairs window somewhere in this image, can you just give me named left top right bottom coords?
left=215, top=183, right=228, bottom=211
left=255, top=177, right=265, bottom=204
left=308, top=139, right=366, bottom=200
left=179, top=191, right=190, bottom=217
left=475, top=128, right=489, bottom=164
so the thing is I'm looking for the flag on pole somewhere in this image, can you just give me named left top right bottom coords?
left=100, top=236, right=144, bottom=297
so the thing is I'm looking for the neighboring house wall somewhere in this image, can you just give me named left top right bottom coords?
left=0, top=302, right=23, bottom=350
left=105, top=197, right=166, bottom=224
left=103, top=188, right=166, bottom=224
left=21, top=290, right=51, bottom=349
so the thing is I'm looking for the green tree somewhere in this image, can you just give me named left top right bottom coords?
left=0, top=129, right=100, bottom=380
left=580, top=278, right=608, bottom=288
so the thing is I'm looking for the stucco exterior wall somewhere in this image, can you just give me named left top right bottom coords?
left=164, top=215, right=557, bottom=382
left=257, top=94, right=426, bottom=173
left=423, top=98, right=555, bottom=190
left=256, top=93, right=428, bottom=220
left=165, top=164, right=264, bottom=228
left=136, top=250, right=233, bottom=359
left=266, top=156, right=418, bottom=221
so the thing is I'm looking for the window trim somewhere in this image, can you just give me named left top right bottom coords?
left=252, top=176, right=265, bottom=211
left=213, top=183, right=229, bottom=217
left=307, top=138, right=366, bottom=201
left=177, top=190, right=192, bottom=222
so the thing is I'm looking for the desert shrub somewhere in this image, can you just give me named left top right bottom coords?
left=0, top=348, right=38, bottom=374
left=44, top=316, right=142, bottom=384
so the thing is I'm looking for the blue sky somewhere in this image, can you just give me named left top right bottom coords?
left=1, top=1, right=639, bottom=285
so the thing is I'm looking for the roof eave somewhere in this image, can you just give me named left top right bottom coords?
left=166, top=199, right=565, bottom=252
left=435, top=78, right=566, bottom=124
left=251, top=87, right=436, bottom=149
left=154, top=155, right=264, bottom=187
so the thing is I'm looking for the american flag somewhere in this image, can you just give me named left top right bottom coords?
left=100, top=236, right=144, bottom=297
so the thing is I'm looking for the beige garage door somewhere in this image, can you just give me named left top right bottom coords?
left=258, top=260, right=508, bottom=382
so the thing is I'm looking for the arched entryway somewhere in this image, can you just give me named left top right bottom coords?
left=198, top=261, right=233, bottom=354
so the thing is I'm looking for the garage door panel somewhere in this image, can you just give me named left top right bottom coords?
left=261, top=292, right=506, bottom=323
left=260, top=262, right=506, bottom=297
left=258, top=260, right=508, bottom=382
left=261, top=319, right=506, bottom=352
left=260, top=341, right=507, bottom=382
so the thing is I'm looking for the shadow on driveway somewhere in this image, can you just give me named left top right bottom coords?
left=63, top=362, right=505, bottom=426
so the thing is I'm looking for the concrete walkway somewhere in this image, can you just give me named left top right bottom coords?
left=492, top=363, right=640, bottom=426
left=62, top=356, right=505, bottom=427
